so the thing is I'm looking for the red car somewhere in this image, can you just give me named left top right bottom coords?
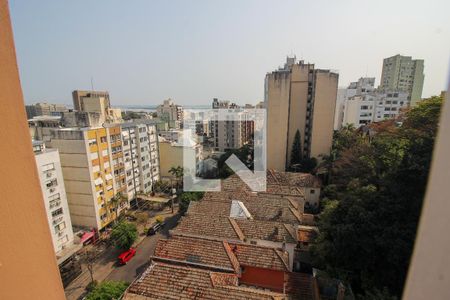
left=118, top=248, right=136, bottom=265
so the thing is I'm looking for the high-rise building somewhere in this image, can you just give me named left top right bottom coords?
left=338, top=77, right=410, bottom=128
left=32, top=141, right=79, bottom=260
left=209, top=98, right=254, bottom=152
left=50, top=126, right=127, bottom=231
left=72, top=90, right=122, bottom=123
left=156, top=98, right=183, bottom=129
left=121, top=123, right=160, bottom=200
left=379, top=54, right=424, bottom=106
left=265, top=56, right=338, bottom=171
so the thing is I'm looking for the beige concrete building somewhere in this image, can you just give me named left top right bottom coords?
left=379, top=54, right=424, bottom=106
left=25, top=102, right=68, bottom=119
left=265, top=56, right=338, bottom=171
left=50, top=126, right=126, bottom=231
left=159, top=136, right=202, bottom=180
left=72, top=90, right=122, bottom=123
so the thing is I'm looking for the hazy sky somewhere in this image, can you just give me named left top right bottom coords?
left=10, top=0, right=450, bottom=106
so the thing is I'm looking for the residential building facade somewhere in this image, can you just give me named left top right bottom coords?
left=210, top=98, right=254, bottom=152
left=72, top=90, right=122, bottom=123
left=156, top=98, right=183, bottom=129
left=379, top=54, right=424, bottom=106
left=339, top=77, right=410, bottom=128
left=33, top=141, right=75, bottom=256
left=50, top=126, right=126, bottom=231
left=265, top=56, right=338, bottom=171
left=159, top=135, right=202, bottom=180
left=26, top=102, right=68, bottom=119
left=121, top=123, right=160, bottom=201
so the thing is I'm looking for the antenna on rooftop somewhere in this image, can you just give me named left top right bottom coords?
left=90, top=77, right=94, bottom=91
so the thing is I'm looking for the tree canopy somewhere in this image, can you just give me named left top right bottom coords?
left=110, top=221, right=138, bottom=250
left=86, top=281, right=128, bottom=300
left=289, top=130, right=302, bottom=169
left=311, top=96, right=443, bottom=298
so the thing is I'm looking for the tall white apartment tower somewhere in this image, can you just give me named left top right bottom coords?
left=33, top=141, right=75, bottom=255
left=121, top=123, right=160, bottom=200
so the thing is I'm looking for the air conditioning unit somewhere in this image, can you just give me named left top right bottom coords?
left=46, top=172, right=52, bottom=178
left=49, top=188, right=56, bottom=193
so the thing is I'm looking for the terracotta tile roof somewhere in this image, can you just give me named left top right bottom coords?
left=234, top=219, right=297, bottom=244
left=154, top=236, right=235, bottom=272
left=188, top=198, right=302, bottom=225
left=174, top=215, right=242, bottom=241
left=174, top=215, right=298, bottom=244
left=285, top=272, right=316, bottom=300
left=267, top=169, right=321, bottom=188
left=228, top=242, right=289, bottom=272
left=124, top=262, right=285, bottom=300
left=154, top=235, right=290, bottom=272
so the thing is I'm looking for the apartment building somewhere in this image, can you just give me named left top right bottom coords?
left=156, top=98, right=183, bottom=129
left=210, top=98, right=254, bottom=152
left=159, top=135, right=202, bottom=180
left=26, top=102, right=68, bottom=119
left=33, top=141, right=75, bottom=256
left=379, top=54, right=424, bottom=106
left=265, top=56, right=338, bottom=171
left=121, top=123, right=160, bottom=200
left=72, top=90, right=122, bottom=123
left=50, top=126, right=126, bottom=231
left=339, top=77, right=410, bottom=128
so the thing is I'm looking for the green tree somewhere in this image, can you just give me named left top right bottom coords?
left=289, top=130, right=302, bottom=170
left=110, top=193, right=126, bottom=223
left=217, top=144, right=253, bottom=178
left=169, top=166, right=184, bottom=189
left=311, top=96, right=443, bottom=298
left=86, top=281, right=128, bottom=300
left=179, top=191, right=204, bottom=215
left=110, top=221, right=138, bottom=250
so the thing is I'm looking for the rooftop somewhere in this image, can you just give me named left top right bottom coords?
left=124, top=263, right=284, bottom=300
left=154, top=235, right=290, bottom=272
left=173, top=214, right=297, bottom=244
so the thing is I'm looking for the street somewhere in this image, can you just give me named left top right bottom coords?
left=106, top=214, right=180, bottom=283
left=64, top=214, right=180, bottom=300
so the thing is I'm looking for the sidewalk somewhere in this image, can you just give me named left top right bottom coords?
left=64, top=207, right=178, bottom=300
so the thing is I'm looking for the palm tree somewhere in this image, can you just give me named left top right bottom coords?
left=110, top=192, right=126, bottom=223
left=169, top=166, right=183, bottom=190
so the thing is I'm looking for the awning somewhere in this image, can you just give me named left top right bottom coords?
left=80, top=231, right=95, bottom=244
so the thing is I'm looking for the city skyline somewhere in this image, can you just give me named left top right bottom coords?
left=10, top=0, right=450, bottom=105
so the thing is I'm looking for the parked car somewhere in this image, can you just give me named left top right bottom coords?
left=118, top=248, right=136, bottom=265
left=147, top=222, right=165, bottom=236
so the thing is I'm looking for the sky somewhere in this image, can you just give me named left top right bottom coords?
left=10, top=0, right=450, bottom=106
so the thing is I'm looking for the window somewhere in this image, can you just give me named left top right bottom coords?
left=46, top=179, right=58, bottom=189
left=51, top=208, right=63, bottom=218
left=49, top=193, right=60, bottom=201
left=100, top=136, right=107, bottom=143
left=310, top=189, right=315, bottom=194
left=54, top=221, right=66, bottom=233
left=42, top=163, right=55, bottom=172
